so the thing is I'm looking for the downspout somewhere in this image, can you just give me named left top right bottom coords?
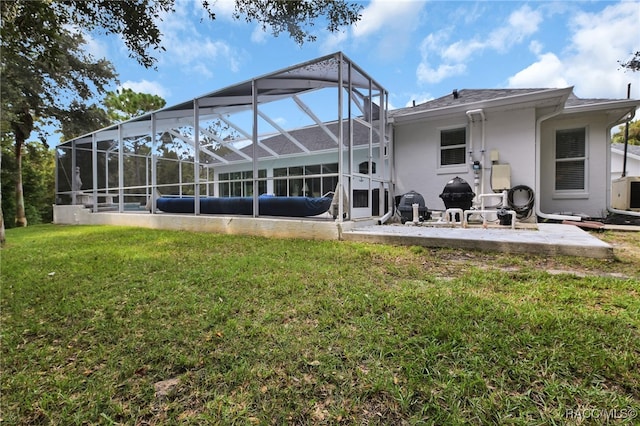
left=466, top=109, right=485, bottom=206
left=378, top=117, right=395, bottom=224
left=607, top=107, right=640, bottom=217
left=535, top=107, right=583, bottom=221
left=621, top=83, right=631, bottom=178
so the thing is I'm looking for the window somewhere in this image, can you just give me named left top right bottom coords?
left=358, top=161, right=376, bottom=174
left=440, top=128, right=466, bottom=167
left=555, top=128, right=586, bottom=191
left=219, top=170, right=266, bottom=196
left=273, top=163, right=338, bottom=197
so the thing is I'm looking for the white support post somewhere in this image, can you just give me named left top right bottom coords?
left=92, top=133, right=98, bottom=212
left=179, top=161, right=183, bottom=197
left=71, top=140, right=77, bottom=205
left=194, top=99, right=200, bottom=215
left=151, top=113, right=157, bottom=214
left=337, top=54, right=344, bottom=222
left=54, top=148, right=59, bottom=204
left=347, top=60, right=354, bottom=221
left=118, top=125, right=124, bottom=213
left=252, top=79, right=259, bottom=218
left=378, top=90, right=386, bottom=217
left=367, top=80, right=373, bottom=218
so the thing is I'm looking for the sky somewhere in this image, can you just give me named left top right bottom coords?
left=82, top=0, right=639, bottom=127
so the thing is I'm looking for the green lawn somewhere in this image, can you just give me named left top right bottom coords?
left=2, top=224, right=639, bottom=425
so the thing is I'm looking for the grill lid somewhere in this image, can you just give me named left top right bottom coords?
left=439, top=176, right=475, bottom=201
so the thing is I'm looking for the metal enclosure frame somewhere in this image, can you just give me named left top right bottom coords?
left=55, top=52, right=391, bottom=222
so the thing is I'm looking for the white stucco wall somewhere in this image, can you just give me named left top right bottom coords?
left=394, top=106, right=627, bottom=219
left=611, top=149, right=640, bottom=179
left=540, top=113, right=612, bottom=217
left=393, top=107, right=537, bottom=212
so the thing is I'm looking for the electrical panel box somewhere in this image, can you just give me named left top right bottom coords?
left=611, top=176, right=640, bottom=211
left=491, top=164, right=511, bottom=192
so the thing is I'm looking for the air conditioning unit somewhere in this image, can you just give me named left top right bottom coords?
left=611, top=176, right=640, bottom=211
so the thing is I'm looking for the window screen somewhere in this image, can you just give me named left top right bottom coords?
left=440, top=128, right=466, bottom=166
left=555, top=128, right=586, bottom=191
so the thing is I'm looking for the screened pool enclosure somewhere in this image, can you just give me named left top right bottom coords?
left=55, top=52, right=391, bottom=221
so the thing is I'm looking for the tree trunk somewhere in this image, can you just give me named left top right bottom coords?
left=11, top=108, right=33, bottom=228
left=14, top=137, right=27, bottom=227
left=0, top=205, right=5, bottom=245
left=0, top=148, right=5, bottom=245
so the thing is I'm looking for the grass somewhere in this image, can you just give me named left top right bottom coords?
left=1, top=224, right=639, bottom=425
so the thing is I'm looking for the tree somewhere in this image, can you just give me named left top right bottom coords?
left=612, top=120, right=640, bottom=146
left=232, top=0, right=362, bottom=44
left=21, top=0, right=362, bottom=69
left=619, top=51, right=640, bottom=72
left=104, top=88, right=167, bottom=123
left=102, top=89, right=167, bottom=188
left=1, top=1, right=117, bottom=226
left=1, top=134, right=55, bottom=229
left=1, top=0, right=362, bottom=228
left=57, top=101, right=111, bottom=142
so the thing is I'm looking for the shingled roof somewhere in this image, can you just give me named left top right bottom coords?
left=390, top=88, right=555, bottom=116
left=612, top=142, right=640, bottom=157
left=218, top=119, right=380, bottom=164
left=564, top=92, right=624, bottom=107
left=215, top=88, right=636, bottom=166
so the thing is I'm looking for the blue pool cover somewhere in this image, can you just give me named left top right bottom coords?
left=156, top=195, right=333, bottom=217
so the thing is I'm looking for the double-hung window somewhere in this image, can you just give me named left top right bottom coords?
left=439, top=127, right=467, bottom=168
left=555, top=127, right=587, bottom=193
left=219, top=170, right=266, bottom=196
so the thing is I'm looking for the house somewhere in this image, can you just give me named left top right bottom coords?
left=611, top=142, right=640, bottom=179
left=390, top=88, right=640, bottom=219
left=54, top=53, right=640, bottom=227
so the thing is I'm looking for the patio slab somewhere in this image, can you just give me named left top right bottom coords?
left=53, top=205, right=615, bottom=259
left=341, top=223, right=614, bottom=259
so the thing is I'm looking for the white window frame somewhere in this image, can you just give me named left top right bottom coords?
left=553, top=126, right=589, bottom=199
left=437, top=124, right=468, bottom=175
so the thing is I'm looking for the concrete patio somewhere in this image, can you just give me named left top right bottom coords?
left=341, top=222, right=614, bottom=259
left=54, top=205, right=616, bottom=259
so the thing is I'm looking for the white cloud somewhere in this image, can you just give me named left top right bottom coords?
left=529, top=40, right=543, bottom=56
left=199, top=0, right=235, bottom=20
left=81, top=33, right=109, bottom=60
left=352, top=0, right=421, bottom=38
left=507, top=2, right=640, bottom=98
left=121, top=80, right=170, bottom=99
left=417, top=61, right=467, bottom=84
left=320, top=0, right=425, bottom=57
left=251, top=24, right=268, bottom=44
left=417, top=4, right=543, bottom=84
left=472, top=5, right=542, bottom=55
left=441, top=39, right=484, bottom=63
left=320, top=30, right=349, bottom=54
left=153, top=1, right=244, bottom=78
left=508, top=53, right=568, bottom=88
left=504, top=5, right=542, bottom=43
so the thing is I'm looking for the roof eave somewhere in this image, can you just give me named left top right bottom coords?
left=562, top=99, right=640, bottom=122
left=392, top=87, right=574, bottom=123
